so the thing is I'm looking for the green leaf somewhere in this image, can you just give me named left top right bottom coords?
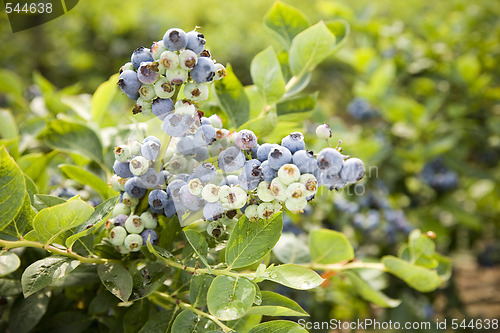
left=0, top=146, right=26, bottom=230
left=123, top=299, right=151, bottom=333
left=138, top=308, right=177, bottom=333
left=226, top=213, right=283, bottom=269
left=272, top=233, right=311, bottom=264
left=60, top=164, right=118, bottom=199
left=184, top=229, right=211, bottom=270
left=276, top=92, right=317, bottom=115
left=343, top=271, right=401, bottom=308
left=325, top=19, right=350, bottom=50
left=248, top=320, right=308, bottom=333
left=0, top=278, right=22, bottom=296
left=250, top=47, right=286, bottom=104
left=435, top=253, right=452, bottom=281
left=228, top=314, right=263, bottom=333
left=0, top=252, right=21, bottom=276
left=171, top=310, right=217, bottom=332
left=247, top=291, right=308, bottom=317
left=382, top=256, right=442, bottom=292
left=190, top=274, right=214, bottom=307
left=309, top=229, right=354, bottom=264
left=289, top=21, right=337, bottom=76
left=65, top=195, right=119, bottom=249
left=263, top=1, right=310, bottom=50
left=89, top=291, right=119, bottom=314
left=263, top=264, right=324, bottom=290
left=33, top=199, right=94, bottom=245
left=4, top=192, right=35, bottom=237
left=33, top=194, right=66, bottom=210
left=24, top=174, right=37, bottom=205
left=44, top=119, right=104, bottom=164
left=9, top=291, right=51, bottom=333
left=97, top=262, right=133, bottom=302
left=21, top=256, right=80, bottom=297
left=408, top=230, right=438, bottom=268
left=207, top=276, right=256, bottom=321
left=17, top=152, right=55, bottom=190
left=0, top=69, right=23, bottom=96
left=237, top=108, right=278, bottom=138
left=130, top=261, right=170, bottom=300
left=92, top=74, right=119, bottom=125
left=0, top=109, right=18, bottom=139
left=214, top=64, right=250, bottom=128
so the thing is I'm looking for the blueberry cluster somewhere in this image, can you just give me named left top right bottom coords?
left=107, top=27, right=366, bottom=254
left=117, top=27, right=226, bottom=115
left=347, top=98, right=379, bottom=121
left=421, top=158, right=458, bottom=192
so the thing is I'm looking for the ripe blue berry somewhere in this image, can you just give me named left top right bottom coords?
left=281, top=132, right=305, bottom=154
left=118, top=70, right=141, bottom=97
left=261, top=160, right=277, bottom=182
left=141, top=140, right=160, bottom=161
left=218, top=146, right=245, bottom=172
left=163, top=28, right=188, bottom=51
left=192, top=163, right=217, bottom=183
left=162, top=113, right=189, bottom=137
left=124, top=177, right=147, bottom=199
left=141, top=229, right=158, bottom=245
left=194, top=146, right=209, bottom=162
left=177, top=135, right=197, bottom=156
left=114, top=214, right=128, bottom=227
left=203, top=202, right=224, bottom=221
left=131, top=47, right=154, bottom=69
left=148, top=189, right=169, bottom=210
left=137, top=61, right=160, bottom=84
left=292, top=150, right=318, bottom=174
left=190, top=57, right=215, bottom=83
left=113, top=161, right=133, bottom=178
left=152, top=98, right=174, bottom=121
left=196, top=124, right=216, bottom=145
left=340, top=158, right=365, bottom=183
left=267, top=146, right=292, bottom=170
left=239, top=159, right=263, bottom=191
left=163, top=199, right=177, bottom=218
left=179, top=185, right=205, bottom=211
left=317, top=169, right=346, bottom=190
left=220, top=175, right=239, bottom=186
left=186, top=30, right=206, bottom=55
left=317, top=148, right=343, bottom=174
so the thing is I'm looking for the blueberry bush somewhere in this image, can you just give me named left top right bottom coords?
left=2, top=1, right=486, bottom=332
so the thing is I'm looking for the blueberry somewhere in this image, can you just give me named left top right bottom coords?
left=317, top=148, right=343, bottom=174
left=141, top=140, right=160, bottom=161
left=118, top=70, right=141, bottom=97
left=257, top=143, right=279, bottom=162
left=143, top=136, right=161, bottom=145
left=261, top=160, right=277, bottom=182
left=339, top=158, right=365, bottom=183
left=166, top=67, right=188, bottom=85
left=179, top=49, right=198, bottom=70
left=138, top=168, right=161, bottom=188
left=113, top=160, right=133, bottom=178
left=190, top=57, right=215, bottom=83
left=163, top=28, right=188, bottom=51
left=131, top=47, right=154, bottom=69
left=238, top=159, right=263, bottom=191
left=200, top=117, right=211, bottom=125
left=315, top=123, right=332, bottom=140
left=251, top=144, right=259, bottom=159
left=203, top=202, right=224, bottom=221
left=137, top=61, right=160, bottom=84
left=317, top=169, right=346, bottom=190
left=184, top=82, right=209, bottom=101
left=281, top=132, right=305, bottom=154
left=220, top=175, right=239, bottom=186
left=347, top=98, right=378, bottom=121
left=218, top=146, right=245, bottom=172
left=114, top=144, right=131, bottom=162
left=141, top=229, right=158, bottom=245
left=119, top=62, right=135, bottom=74
left=110, top=226, right=127, bottom=246
left=267, top=146, right=292, bottom=170
left=292, top=150, right=318, bottom=174
left=154, top=78, right=175, bottom=99
left=151, top=40, right=167, bottom=60
left=166, top=179, right=187, bottom=199
left=163, top=199, right=177, bottom=217
left=186, top=30, right=206, bottom=55
left=191, top=163, right=217, bottom=183
left=139, top=84, right=156, bottom=100
left=177, top=135, right=197, bottom=156
left=124, top=177, right=147, bottom=199
left=179, top=185, right=205, bottom=211
left=114, top=214, right=128, bottom=227
left=196, top=124, right=216, bottom=144
left=235, top=130, right=258, bottom=150
left=213, top=63, right=227, bottom=80
left=124, top=234, right=143, bottom=252
left=161, top=113, right=189, bottom=137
